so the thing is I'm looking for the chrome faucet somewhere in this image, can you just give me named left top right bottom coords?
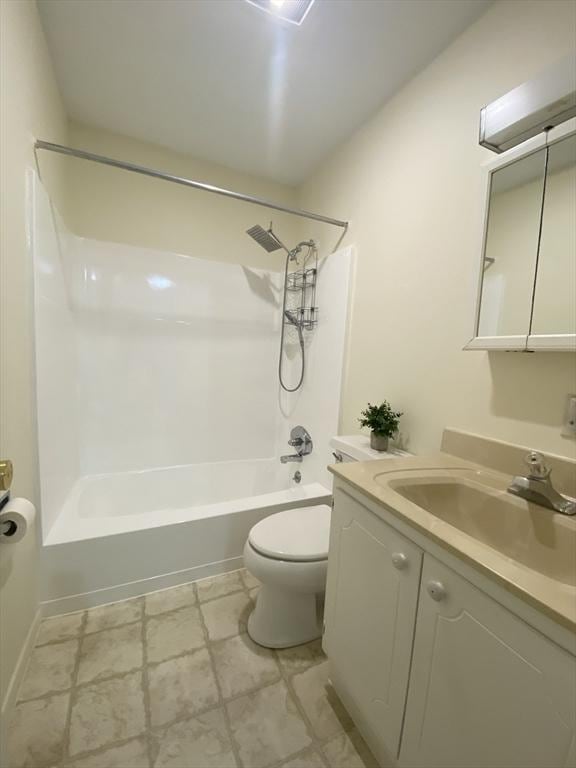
left=280, top=426, right=313, bottom=464
left=280, top=454, right=303, bottom=464
left=507, top=452, right=576, bottom=515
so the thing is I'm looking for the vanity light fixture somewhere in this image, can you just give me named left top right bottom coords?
left=244, top=0, right=316, bottom=25
left=480, top=53, right=576, bottom=153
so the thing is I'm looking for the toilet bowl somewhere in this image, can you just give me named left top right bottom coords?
left=244, top=436, right=410, bottom=649
left=244, top=504, right=330, bottom=648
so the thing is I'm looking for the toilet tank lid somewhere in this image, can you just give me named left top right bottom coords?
left=249, top=505, right=331, bottom=562
left=330, top=435, right=411, bottom=462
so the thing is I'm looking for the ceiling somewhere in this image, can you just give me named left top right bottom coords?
left=38, top=0, right=491, bottom=185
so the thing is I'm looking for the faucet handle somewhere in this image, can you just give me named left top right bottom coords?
left=287, top=426, right=313, bottom=456
left=524, top=451, right=550, bottom=480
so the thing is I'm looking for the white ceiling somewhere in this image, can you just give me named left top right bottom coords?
left=38, top=0, right=491, bottom=185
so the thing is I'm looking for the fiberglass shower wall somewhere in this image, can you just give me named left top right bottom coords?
left=67, top=238, right=281, bottom=475
left=32, top=172, right=352, bottom=539
left=31, top=173, right=80, bottom=538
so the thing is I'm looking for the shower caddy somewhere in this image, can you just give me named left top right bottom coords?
left=286, top=251, right=319, bottom=331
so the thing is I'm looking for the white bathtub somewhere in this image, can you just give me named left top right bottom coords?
left=41, top=460, right=331, bottom=615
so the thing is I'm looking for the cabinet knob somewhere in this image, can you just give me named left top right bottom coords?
left=391, top=552, right=408, bottom=570
left=427, top=580, right=447, bottom=601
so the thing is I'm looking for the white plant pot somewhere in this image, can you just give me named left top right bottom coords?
left=370, top=433, right=389, bottom=452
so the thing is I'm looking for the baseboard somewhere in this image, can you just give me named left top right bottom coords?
left=0, top=608, right=41, bottom=766
left=40, top=555, right=244, bottom=617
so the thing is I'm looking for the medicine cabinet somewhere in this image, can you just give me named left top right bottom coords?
left=467, top=118, right=575, bottom=351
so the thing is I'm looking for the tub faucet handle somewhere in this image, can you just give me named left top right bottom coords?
left=287, top=426, right=313, bottom=456
left=281, top=426, right=313, bottom=464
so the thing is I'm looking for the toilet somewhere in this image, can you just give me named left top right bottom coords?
left=244, top=435, right=409, bottom=648
left=244, top=504, right=331, bottom=648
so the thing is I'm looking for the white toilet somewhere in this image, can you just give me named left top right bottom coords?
left=244, top=435, right=408, bottom=648
left=244, top=504, right=331, bottom=648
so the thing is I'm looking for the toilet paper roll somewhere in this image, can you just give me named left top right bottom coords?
left=0, top=497, right=35, bottom=544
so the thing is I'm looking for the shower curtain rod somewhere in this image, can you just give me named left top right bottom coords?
left=34, top=140, right=349, bottom=230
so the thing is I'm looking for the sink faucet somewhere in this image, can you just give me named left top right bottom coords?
left=507, top=452, right=576, bottom=515
left=280, top=425, right=313, bottom=464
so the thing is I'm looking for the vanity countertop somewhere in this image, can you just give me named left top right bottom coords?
left=329, top=452, right=576, bottom=633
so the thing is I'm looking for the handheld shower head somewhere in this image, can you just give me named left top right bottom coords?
left=284, top=310, right=300, bottom=328
left=246, top=224, right=285, bottom=253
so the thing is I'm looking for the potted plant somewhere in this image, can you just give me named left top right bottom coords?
left=358, top=401, right=403, bottom=452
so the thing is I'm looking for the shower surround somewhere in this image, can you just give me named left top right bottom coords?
left=30, top=174, right=353, bottom=614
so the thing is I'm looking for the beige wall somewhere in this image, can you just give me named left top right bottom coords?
left=300, top=0, right=576, bottom=458
left=63, top=122, right=300, bottom=271
left=0, top=0, right=68, bottom=713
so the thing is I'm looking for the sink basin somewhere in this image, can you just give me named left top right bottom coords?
left=388, top=477, right=576, bottom=586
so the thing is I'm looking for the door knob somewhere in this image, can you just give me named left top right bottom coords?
left=391, top=552, right=408, bottom=570
left=427, top=580, right=447, bottom=601
left=0, top=460, right=13, bottom=491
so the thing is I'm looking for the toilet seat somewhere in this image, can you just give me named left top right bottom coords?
left=248, top=505, right=331, bottom=562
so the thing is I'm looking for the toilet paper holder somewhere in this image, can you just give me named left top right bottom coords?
left=1, top=516, right=18, bottom=538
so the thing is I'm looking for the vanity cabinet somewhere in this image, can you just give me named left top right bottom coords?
left=400, top=555, right=576, bottom=768
left=323, top=488, right=423, bottom=758
left=325, top=486, right=576, bottom=768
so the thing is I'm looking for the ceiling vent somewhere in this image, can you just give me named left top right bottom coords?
left=480, top=54, right=576, bottom=154
left=244, top=0, right=315, bottom=26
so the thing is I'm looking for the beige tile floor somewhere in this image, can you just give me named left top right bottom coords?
left=7, top=569, right=381, bottom=768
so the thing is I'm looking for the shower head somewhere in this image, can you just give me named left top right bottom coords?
left=246, top=224, right=285, bottom=253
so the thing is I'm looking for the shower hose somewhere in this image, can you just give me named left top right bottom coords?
left=278, top=250, right=306, bottom=392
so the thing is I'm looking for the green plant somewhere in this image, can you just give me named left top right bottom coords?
left=358, top=401, right=403, bottom=438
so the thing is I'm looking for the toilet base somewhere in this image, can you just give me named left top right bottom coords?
left=247, top=584, right=322, bottom=649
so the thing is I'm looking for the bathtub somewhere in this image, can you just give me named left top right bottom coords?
left=41, top=459, right=331, bottom=615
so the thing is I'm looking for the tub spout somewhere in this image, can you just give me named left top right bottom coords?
left=280, top=454, right=303, bottom=463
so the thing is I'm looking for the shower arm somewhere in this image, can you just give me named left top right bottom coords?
left=34, top=140, right=349, bottom=231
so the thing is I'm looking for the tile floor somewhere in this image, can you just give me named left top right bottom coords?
left=7, top=569, right=380, bottom=768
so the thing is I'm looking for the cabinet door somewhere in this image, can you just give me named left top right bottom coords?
left=473, top=145, right=547, bottom=348
left=401, top=555, right=576, bottom=768
left=324, top=488, right=423, bottom=758
left=527, top=131, right=576, bottom=351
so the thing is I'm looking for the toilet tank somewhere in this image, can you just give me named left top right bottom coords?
left=330, top=435, right=411, bottom=463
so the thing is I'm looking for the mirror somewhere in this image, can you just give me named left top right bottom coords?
left=477, top=148, right=547, bottom=338
left=531, top=134, right=576, bottom=336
